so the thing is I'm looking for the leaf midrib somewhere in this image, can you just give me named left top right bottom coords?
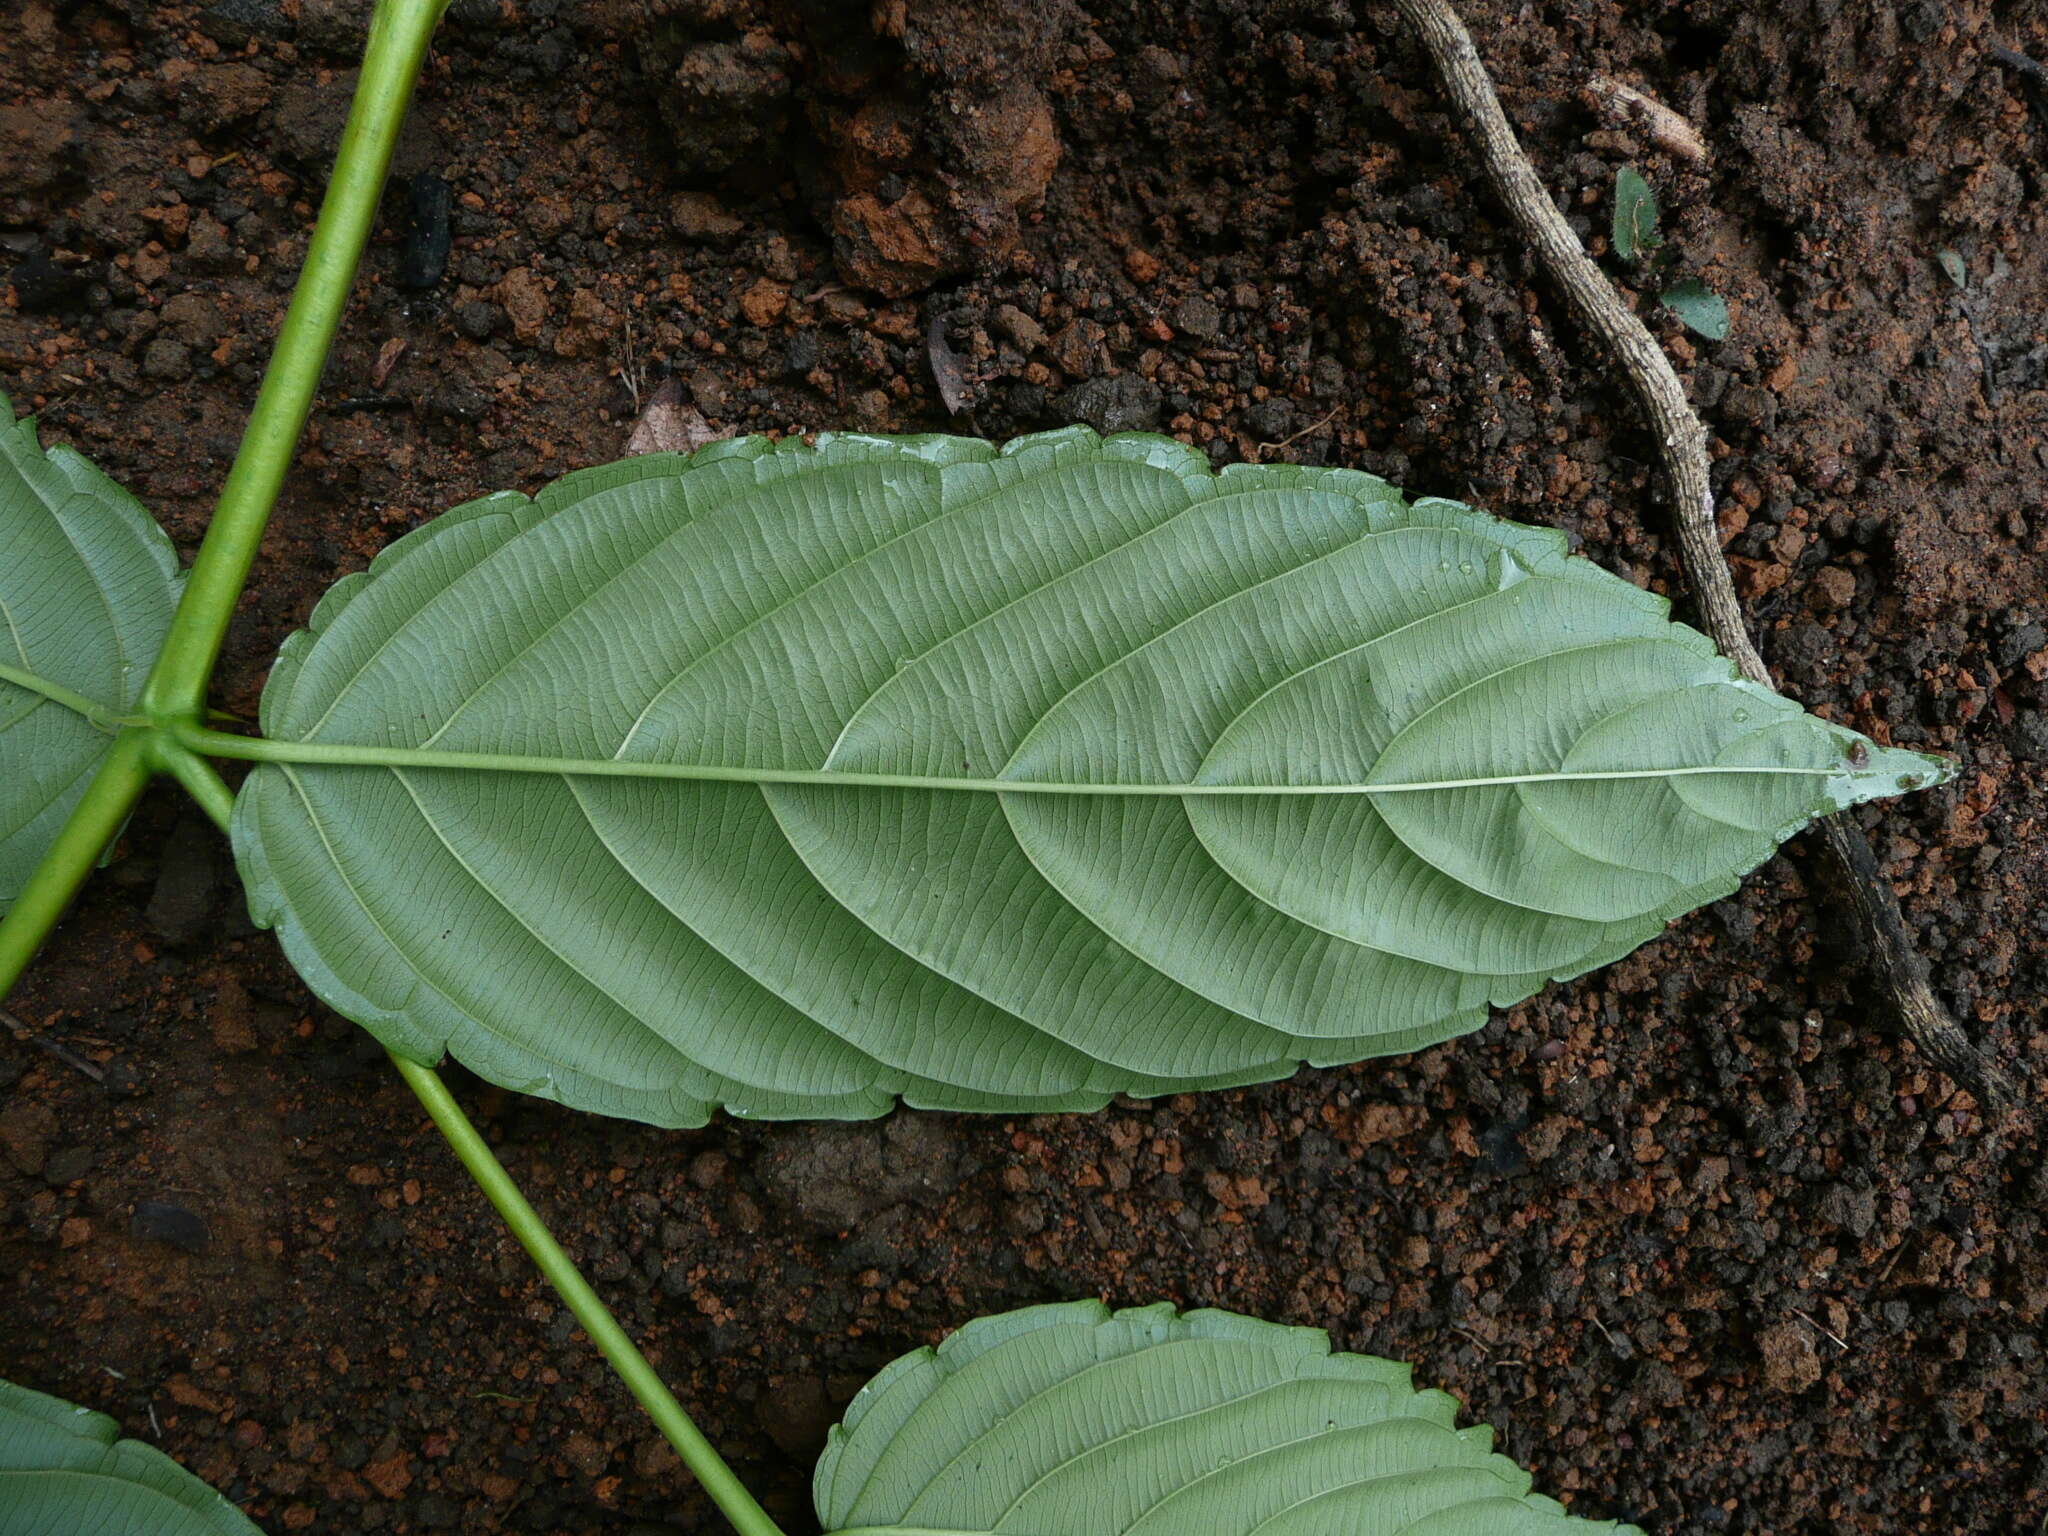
left=188, top=729, right=1853, bottom=795
left=0, top=658, right=123, bottom=727
left=0, top=583, right=32, bottom=669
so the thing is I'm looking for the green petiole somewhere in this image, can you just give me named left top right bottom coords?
left=169, top=750, right=785, bottom=1534
left=0, top=732, right=155, bottom=997
left=389, top=1055, right=788, bottom=1536
left=136, top=0, right=449, bottom=726
left=0, top=0, right=449, bottom=993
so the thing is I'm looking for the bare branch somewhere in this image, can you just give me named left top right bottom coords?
left=1390, top=0, right=2018, bottom=1111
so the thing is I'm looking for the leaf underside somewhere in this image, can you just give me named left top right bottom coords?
left=1611, top=166, right=1659, bottom=263
left=0, top=1377, right=263, bottom=1536
left=1660, top=281, right=1731, bottom=342
left=233, top=427, right=1942, bottom=1127
left=814, top=1300, right=1642, bottom=1535
left=0, top=390, right=182, bottom=911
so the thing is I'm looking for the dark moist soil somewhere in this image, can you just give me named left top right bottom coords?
left=3, top=1, right=2046, bottom=1532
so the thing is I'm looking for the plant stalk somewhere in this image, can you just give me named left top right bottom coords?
left=7, top=6, right=788, bottom=1530
left=161, top=753, right=774, bottom=1531
left=137, top=0, right=447, bottom=725
left=170, top=732, right=784, bottom=1532
left=1, top=0, right=445, bottom=1032
left=388, top=1055, right=789, bottom=1536
left=0, top=732, right=155, bottom=999
left=157, top=741, right=241, bottom=833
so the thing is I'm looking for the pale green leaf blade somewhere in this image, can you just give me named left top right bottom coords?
left=1611, top=166, right=1660, bottom=262
left=233, top=428, right=1947, bottom=1126
left=812, top=1301, right=1641, bottom=1535
left=0, top=390, right=183, bottom=910
left=0, top=1377, right=264, bottom=1536
left=1659, top=279, right=1730, bottom=340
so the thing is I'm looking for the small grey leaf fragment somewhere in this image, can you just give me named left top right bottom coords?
left=926, top=311, right=973, bottom=415
left=624, top=378, right=727, bottom=456
left=369, top=336, right=408, bottom=391
left=1661, top=279, right=1730, bottom=340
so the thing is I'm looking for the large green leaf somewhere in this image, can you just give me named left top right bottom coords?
left=0, top=390, right=183, bottom=910
left=232, top=427, right=1943, bottom=1126
left=0, top=1377, right=263, bottom=1536
left=814, top=1300, right=1641, bottom=1534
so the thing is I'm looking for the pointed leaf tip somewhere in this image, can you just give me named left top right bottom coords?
left=1834, top=739, right=1956, bottom=807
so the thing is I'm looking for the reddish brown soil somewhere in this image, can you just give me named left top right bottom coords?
left=3, top=1, right=2045, bottom=1533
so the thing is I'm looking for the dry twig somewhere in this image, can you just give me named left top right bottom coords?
left=2, top=1008, right=105, bottom=1083
left=1390, top=0, right=2017, bottom=1110
left=1252, top=405, right=1342, bottom=461
left=1989, top=42, right=2048, bottom=84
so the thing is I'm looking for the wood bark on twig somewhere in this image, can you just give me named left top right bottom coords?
left=1389, top=0, right=2018, bottom=1110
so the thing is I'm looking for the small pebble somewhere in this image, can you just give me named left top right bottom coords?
left=130, top=1200, right=210, bottom=1254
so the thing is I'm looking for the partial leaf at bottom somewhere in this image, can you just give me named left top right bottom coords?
left=812, top=1301, right=1643, bottom=1535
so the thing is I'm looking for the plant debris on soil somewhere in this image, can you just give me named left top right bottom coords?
left=4, top=2, right=2046, bottom=1533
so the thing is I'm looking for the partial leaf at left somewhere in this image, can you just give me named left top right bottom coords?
left=0, top=389, right=183, bottom=909
left=0, top=1377, right=264, bottom=1536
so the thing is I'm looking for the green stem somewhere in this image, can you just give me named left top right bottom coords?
left=9, top=750, right=791, bottom=1536
left=173, top=723, right=1862, bottom=796
left=137, top=0, right=448, bottom=725
left=158, top=742, right=241, bottom=834
left=0, top=732, right=154, bottom=999
left=165, top=700, right=783, bottom=1536
left=387, top=1055, right=788, bottom=1536
left=7, top=8, right=781, bottom=1531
